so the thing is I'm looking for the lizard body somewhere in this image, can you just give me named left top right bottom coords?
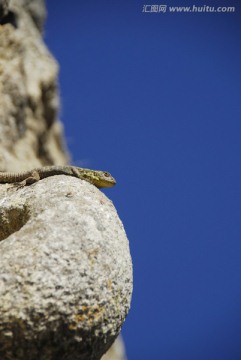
left=0, top=166, right=116, bottom=188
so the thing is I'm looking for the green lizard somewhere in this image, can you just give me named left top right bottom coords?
left=0, top=166, right=116, bottom=188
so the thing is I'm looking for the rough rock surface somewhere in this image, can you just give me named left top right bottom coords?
left=0, top=0, right=68, bottom=172
left=0, top=0, right=10, bottom=20
left=101, top=336, right=127, bottom=360
left=0, top=176, right=133, bottom=360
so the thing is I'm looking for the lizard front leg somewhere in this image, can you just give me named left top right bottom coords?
left=15, top=171, right=41, bottom=187
left=22, top=170, right=40, bottom=185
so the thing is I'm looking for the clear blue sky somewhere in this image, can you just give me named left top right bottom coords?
left=45, top=1, right=241, bottom=359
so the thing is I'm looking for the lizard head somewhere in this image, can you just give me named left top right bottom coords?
left=92, top=170, right=116, bottom=188
left=78, top=169, right=116, bottom=188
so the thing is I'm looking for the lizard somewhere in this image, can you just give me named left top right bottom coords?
left=0, top=166, right=116, bottom=189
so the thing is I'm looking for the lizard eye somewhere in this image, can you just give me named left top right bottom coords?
left=104, top=172, right=110, bottom=177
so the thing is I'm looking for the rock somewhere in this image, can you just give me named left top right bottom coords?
left=22, top=0, right=47, bottom=33
left=101, top=336, right=127, bottom=360
left=0, top=176, right=133, bottom=360
left=0, top=0, right=10, bottom=21
left=0, top=0, right=68, bottom=172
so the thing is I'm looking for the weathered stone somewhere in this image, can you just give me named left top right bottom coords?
left=0, top=0, right=68, bottom=172
left=0, top=0, right=10, bottom=21
left=0, top=176, right=133, bottom=360
left=101, top=336, right=127, bottom=360
left=23, top=0, right=47, bottom=32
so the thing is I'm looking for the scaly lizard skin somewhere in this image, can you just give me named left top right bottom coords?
left=0, top=166, right=116, bottom=188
